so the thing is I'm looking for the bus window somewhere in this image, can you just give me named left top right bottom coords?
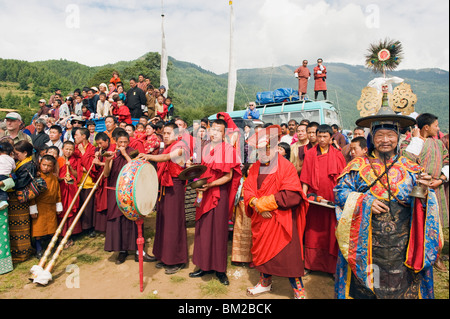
left=261, top=113, right=288, bottom=125
left=289, top=110, right=320, bottom=124
left=324, top=109, right=340, bottom=126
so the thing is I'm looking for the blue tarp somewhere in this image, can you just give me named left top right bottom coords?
left=256, top=88, right=299, bottom=104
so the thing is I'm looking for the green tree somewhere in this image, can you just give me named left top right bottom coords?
left=87, top=67, right=117, bottom=88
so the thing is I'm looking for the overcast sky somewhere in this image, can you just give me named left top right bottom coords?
left=0, top=0, right=448, bottom=74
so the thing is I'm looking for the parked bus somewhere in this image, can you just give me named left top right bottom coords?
left=209, top=99, right=341, bottom=127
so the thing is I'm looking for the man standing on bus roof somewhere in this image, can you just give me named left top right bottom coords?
left=295, top=60, right=311, bottom=100
left=314, top=58, right=327, bottom=100
left=243, top=102, right=260, bottom=120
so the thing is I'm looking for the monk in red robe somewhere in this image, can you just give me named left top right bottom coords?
left=58, top=141, right=83, bottom=247
left=300, top=124, right=346, bottom=275
left=125, top=124, right=146, bottom=154
left=294, top=60, right=311, bottom=99
left=74, top=127, right=97, bottom=237
left=189, top=119, right=242, bottom=285
left=243, top=125, right=309, bottom=299
left=103, top=130, right=153, bottom=264
left=216, top=112, right=241, bottom=160
left=138, top=122, right=190, bottom=274
left=91, top=132, right=115, bottom=233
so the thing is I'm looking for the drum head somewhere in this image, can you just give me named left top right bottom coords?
left=116, top=159, right=158, bottom=220
left=133, top=162, right=158, bottom=216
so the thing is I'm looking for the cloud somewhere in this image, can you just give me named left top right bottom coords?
left=0, top=0, right=448, bottom=74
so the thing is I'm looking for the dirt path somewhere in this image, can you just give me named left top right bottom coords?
left=1, top=218, right=335, bottom=300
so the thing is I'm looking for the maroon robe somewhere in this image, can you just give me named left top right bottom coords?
left=300, top=144, right=346, bottom=274
left=104, top=146, right=138, bottom=252
left=192, top=141, right=242, bottom=272
left=152, top=141, right=189, bottom=265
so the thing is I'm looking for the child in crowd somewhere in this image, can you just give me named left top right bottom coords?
left=144, top=123, right=160, bottom=155
left=63, top=121, right=74, bottom=142
left=155, top=95, right=168, bottom=121
left=349, top=136, right=368, bottom=160
left=87, top=121, right=97, bottom=146
left=0, top=141, right=16, bottom=210
left=96, top=92, right=111, bottom=118
left=166, top=96, right=174, bottom=120
left=125, top=124, right=146, bottom=153
left=134, top=123, right=146, bottom=142
left=58, top=141, right=83, bottom=249
left=117, top=85, right=126, bottom=101
left=73, top=95, right=83, bottom=116
left=114, top=99, right=132, bottom=124
left=82, top=104, right=91, bottom=120
left=30, top=155, right=63, bottom=258
left=46, top=145, right=61, bottom=176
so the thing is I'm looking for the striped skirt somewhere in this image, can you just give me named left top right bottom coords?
left=8, top=194, right=33, bottom=263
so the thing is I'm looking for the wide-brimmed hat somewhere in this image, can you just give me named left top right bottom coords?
left=355, top=86, right=416, bottom=131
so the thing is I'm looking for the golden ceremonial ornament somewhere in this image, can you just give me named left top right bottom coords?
left=390, top=82, right=417, bottom=115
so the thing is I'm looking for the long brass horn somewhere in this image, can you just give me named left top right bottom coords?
left=32, top=169, right=105, bottom=285
left=29, top=161, right=95, bottom=281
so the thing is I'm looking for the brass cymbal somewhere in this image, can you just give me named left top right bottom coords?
left=178, top=165, right=207, bottom=181
left=186, top=177, right=209, bottom=189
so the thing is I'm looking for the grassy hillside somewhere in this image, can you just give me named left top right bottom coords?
left=1, top=55, right=448, bottom=131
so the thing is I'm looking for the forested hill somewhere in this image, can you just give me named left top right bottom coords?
left=0, top=54, right=448, bottom=131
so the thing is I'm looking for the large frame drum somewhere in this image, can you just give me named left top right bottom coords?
left=116, top=159, right=158, bottom=221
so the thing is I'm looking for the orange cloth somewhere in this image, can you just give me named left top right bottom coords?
left=32, top=172, right=61, bottom=237
left=255, top=194, right=278, bottom=213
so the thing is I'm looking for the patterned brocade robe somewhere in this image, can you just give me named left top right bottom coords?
left=333, top=155, right=443, bottom=299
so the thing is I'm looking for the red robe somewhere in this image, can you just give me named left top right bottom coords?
left=74, top=142, right=96, bottom=178
left=112, top=104, right=132, bottom=124
left=216, top=112, right=242, bottom=163
left=313, top=65, right=327, bottom=91
left=295, top=65, right=311, bottom=94
left=129, top=137, right=146, bottom=154
left=92, top=143, right=116, bottom=213
left=244, top=154, right=309, bottom=267
left=58, top=155, right=83, bottom=236
left=156, top=140, right=189, bottom=187
left=196, top=141, right=242, bottom=221
left=300, top=145, right=346, bottom=273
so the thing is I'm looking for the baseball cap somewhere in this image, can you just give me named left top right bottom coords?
left=39, top=99, right=46, bottom=103
left=5, top=112, right=22, bottom=121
